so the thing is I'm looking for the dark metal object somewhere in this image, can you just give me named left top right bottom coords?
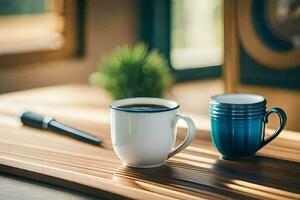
left=20, top=111, right=102, bottom=146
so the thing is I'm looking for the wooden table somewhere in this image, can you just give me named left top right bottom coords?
left=0, top=84, right=299, bottom=200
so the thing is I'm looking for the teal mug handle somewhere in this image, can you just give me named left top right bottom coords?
left=260, top=108, right=287, bottom=148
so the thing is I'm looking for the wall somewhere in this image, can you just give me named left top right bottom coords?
left=0, top=0, right=138, bottom=93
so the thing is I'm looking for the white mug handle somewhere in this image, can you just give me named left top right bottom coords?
left=168, top=113, right=196, bottom=158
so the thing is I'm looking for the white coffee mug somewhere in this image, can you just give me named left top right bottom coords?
left=110, top=97, right=196, bottom=168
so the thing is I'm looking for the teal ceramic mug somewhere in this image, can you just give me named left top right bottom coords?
left=210, top=94, right=287, bottom=160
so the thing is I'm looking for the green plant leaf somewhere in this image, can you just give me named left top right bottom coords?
left=89, top=43, right=174, bottom=99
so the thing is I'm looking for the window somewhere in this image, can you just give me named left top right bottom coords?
left=0, top=0, right=84, bottom=66
left=139, top=0, right=223, bottom=81
left=171, top=0, right=223, bottom=69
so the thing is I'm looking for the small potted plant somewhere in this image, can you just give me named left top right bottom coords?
left=89, top=43, right=173, bottom=99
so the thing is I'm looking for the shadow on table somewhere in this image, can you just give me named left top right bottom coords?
left=113, top=155, right=300, bottom=199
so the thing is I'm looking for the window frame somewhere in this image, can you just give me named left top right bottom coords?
left=139, top=0, right=222, bottom=81
left=0, top=0, right=85, bottom=67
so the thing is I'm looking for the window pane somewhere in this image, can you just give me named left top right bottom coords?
left=0, top=0, right=65, bottom=55
left=171, top=0, right=223, bottom=69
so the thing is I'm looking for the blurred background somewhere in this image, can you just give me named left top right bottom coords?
left=0, top=0, right=299, bottom=131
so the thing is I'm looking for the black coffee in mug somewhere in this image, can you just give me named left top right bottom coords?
left=118, top=104, right=170, bottom=112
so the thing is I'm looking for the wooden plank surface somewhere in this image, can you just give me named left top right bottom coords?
left=0, top=84, right=299, bottom=200
left=0, top=173, right=99, bottom=200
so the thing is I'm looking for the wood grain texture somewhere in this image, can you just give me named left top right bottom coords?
left=0, top=84, right=299, bottom=200
left=0, top=173, right=99, bottom=200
